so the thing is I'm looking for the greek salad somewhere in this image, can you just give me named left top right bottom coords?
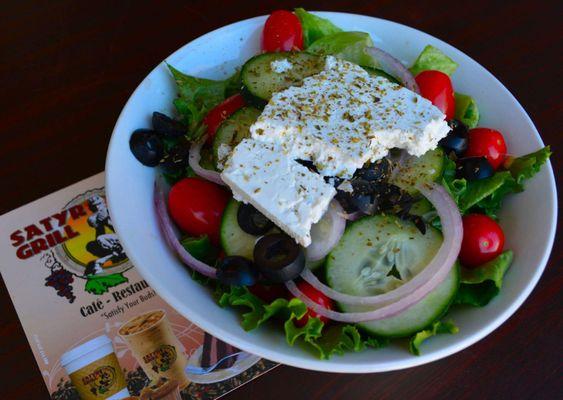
left=129, top=9, right=551, bottom=358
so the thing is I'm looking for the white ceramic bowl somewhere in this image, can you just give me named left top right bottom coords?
left=106, top=12, right=557, bottom=373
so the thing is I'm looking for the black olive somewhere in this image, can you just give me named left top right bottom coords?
left=295, top=159, right=319, bottom=174
left=334, top=191, right=356, bottom=212
left=354, top=159, right=391, bottom=181
left=350, top=193, right=377, bottom=215
left=152, top=112, right=185, bottom=138
left=237, top=203, right=274, bottom=235
left=440, top=119, right=469, bottom=157
left=129, top=129, right=164, bottom=167
left=216, top=256, right=258, bottom=286
left=159, top=144, right=189, bottom=174
left=456, top=157, right=494, bottom=181
left=253, top=234, right=305, bottom=283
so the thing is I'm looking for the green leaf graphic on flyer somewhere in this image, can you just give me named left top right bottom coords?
left=85, top=273, right=129, bottom=295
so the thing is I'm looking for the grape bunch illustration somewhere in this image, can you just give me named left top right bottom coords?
left=45, top=268, right=76, bottom=303
left=42, top=251, right=77, bottom=303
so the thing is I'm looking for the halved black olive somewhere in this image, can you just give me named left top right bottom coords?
left=152, top=112, right=186, bottom=138
left=456, top=157, right=494, bottom=181
left=216, top=256, right=258, bottom=286
left=129, top=129, right=164, bottom=167
left=237, top=203, right=273, bottom=235
left=253, top=234, right=305, bottom=283
left=440, top=119, right=469, bottom=157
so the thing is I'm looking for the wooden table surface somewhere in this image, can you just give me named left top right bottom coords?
left=1, top=1, right=561, bottom=399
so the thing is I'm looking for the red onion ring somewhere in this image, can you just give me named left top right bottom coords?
left=388, top=149, right=412, bottom=181
left=286, top=183, right=462, bottom=322
left=189, top=136, right=226, bottom=186
left=154, top=177, right=218, bottom=279
left=338, top=210, right=363, bottom=221
left=365, top=47, right=420, bottom=94
left=306, top=200, right=346, bottom=262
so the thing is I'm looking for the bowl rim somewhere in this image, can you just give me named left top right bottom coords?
left=106, top=11, right=557, bottom=373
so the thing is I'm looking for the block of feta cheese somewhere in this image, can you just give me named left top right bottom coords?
left=221, top=139, right=336, bottom=246
left=250, top=56, right=450, bottom=178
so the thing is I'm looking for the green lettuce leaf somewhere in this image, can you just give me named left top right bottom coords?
left=286, top=318, right=369, bottom=359
left=508, top=146, right=552, bottom=184
left=307, top=31, right=379, bottom=68
left=458, top=171, right=522, bottom=214
left=440, top=147, right=550, bottom=218
left=454, top=92, right=480, bottom=129
left=454, top=250, right=513, bottom=306
left=217, top=286, right=388, bottom=359
left=168, top=65, right=235, bottom=140
left=180, top=235, right=218, bottom=265
left=294, top=8, right=342, bottom=48
left=410, top=45, right=458, bottom=76
left=409, top=320, right=458, bottom=356
left=162, top=164, right=195, bottom=186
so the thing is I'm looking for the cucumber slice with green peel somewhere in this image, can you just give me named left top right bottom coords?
left=212, top=107, right=261, bottom=170
left=220, top=199, right=258, bottom=259
left=389, top=148, right=444, bottom=194
left=241, top=52, right=324, bottom=105
left=326, top=214, right=457, bottom=337
left=220, top=199, right=278, bottom=260
left=345, top=265, right=459, bottom=338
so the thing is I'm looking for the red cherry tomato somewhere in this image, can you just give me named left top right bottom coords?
left=415, top=70, right=455, bottom=120
left=262, top=10, right=303, bottom=52
left=294, top=281, right=333, bottom=327
left=202, top=94, right=246, bottom=142
left=459, top=214, right=505, bottom=268
left=465, top=128, right=507, bottom=170
left=168, top=178, right=230, bottom=244
left=249, top=284, right=288, bottom=304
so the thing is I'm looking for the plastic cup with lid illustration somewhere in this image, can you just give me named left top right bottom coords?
left=118, top=310, right=190, bottom=389
left=60, top=335, right=130, bottom=400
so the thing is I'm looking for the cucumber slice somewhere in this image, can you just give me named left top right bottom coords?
left=220, top=199, right=277, bottom=260
left=389, top=148, right=444, bottom=194
left=326, top=214, right=458, bottom=337
left=212, top=107, right=261, bottom=170
left=345, top=265, right=459, bottom=338
left=220, top=199, right=258, bottom=259
left=241, top=52, right=324, bottom=105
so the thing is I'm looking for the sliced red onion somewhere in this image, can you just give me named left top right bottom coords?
left=338, top=210, right=363, bottom=221
left=189, top=136, right=226, bottom=186
left=388, top=149, right=412, bottom=181
left=154, top=177, right=218, bottom=279
left=289, top=183, right=462, bottom=322
left=365, top=47, right=420, bottom=94
left=306, top=200, right=346, bottom=262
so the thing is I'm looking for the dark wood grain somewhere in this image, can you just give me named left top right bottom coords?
left=0, top=1, right=561, bottom=399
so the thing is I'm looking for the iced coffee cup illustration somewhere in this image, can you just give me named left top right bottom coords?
left=61, top=335, right=130, bottom=400
left=118, top=310, right=190, bottom=389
